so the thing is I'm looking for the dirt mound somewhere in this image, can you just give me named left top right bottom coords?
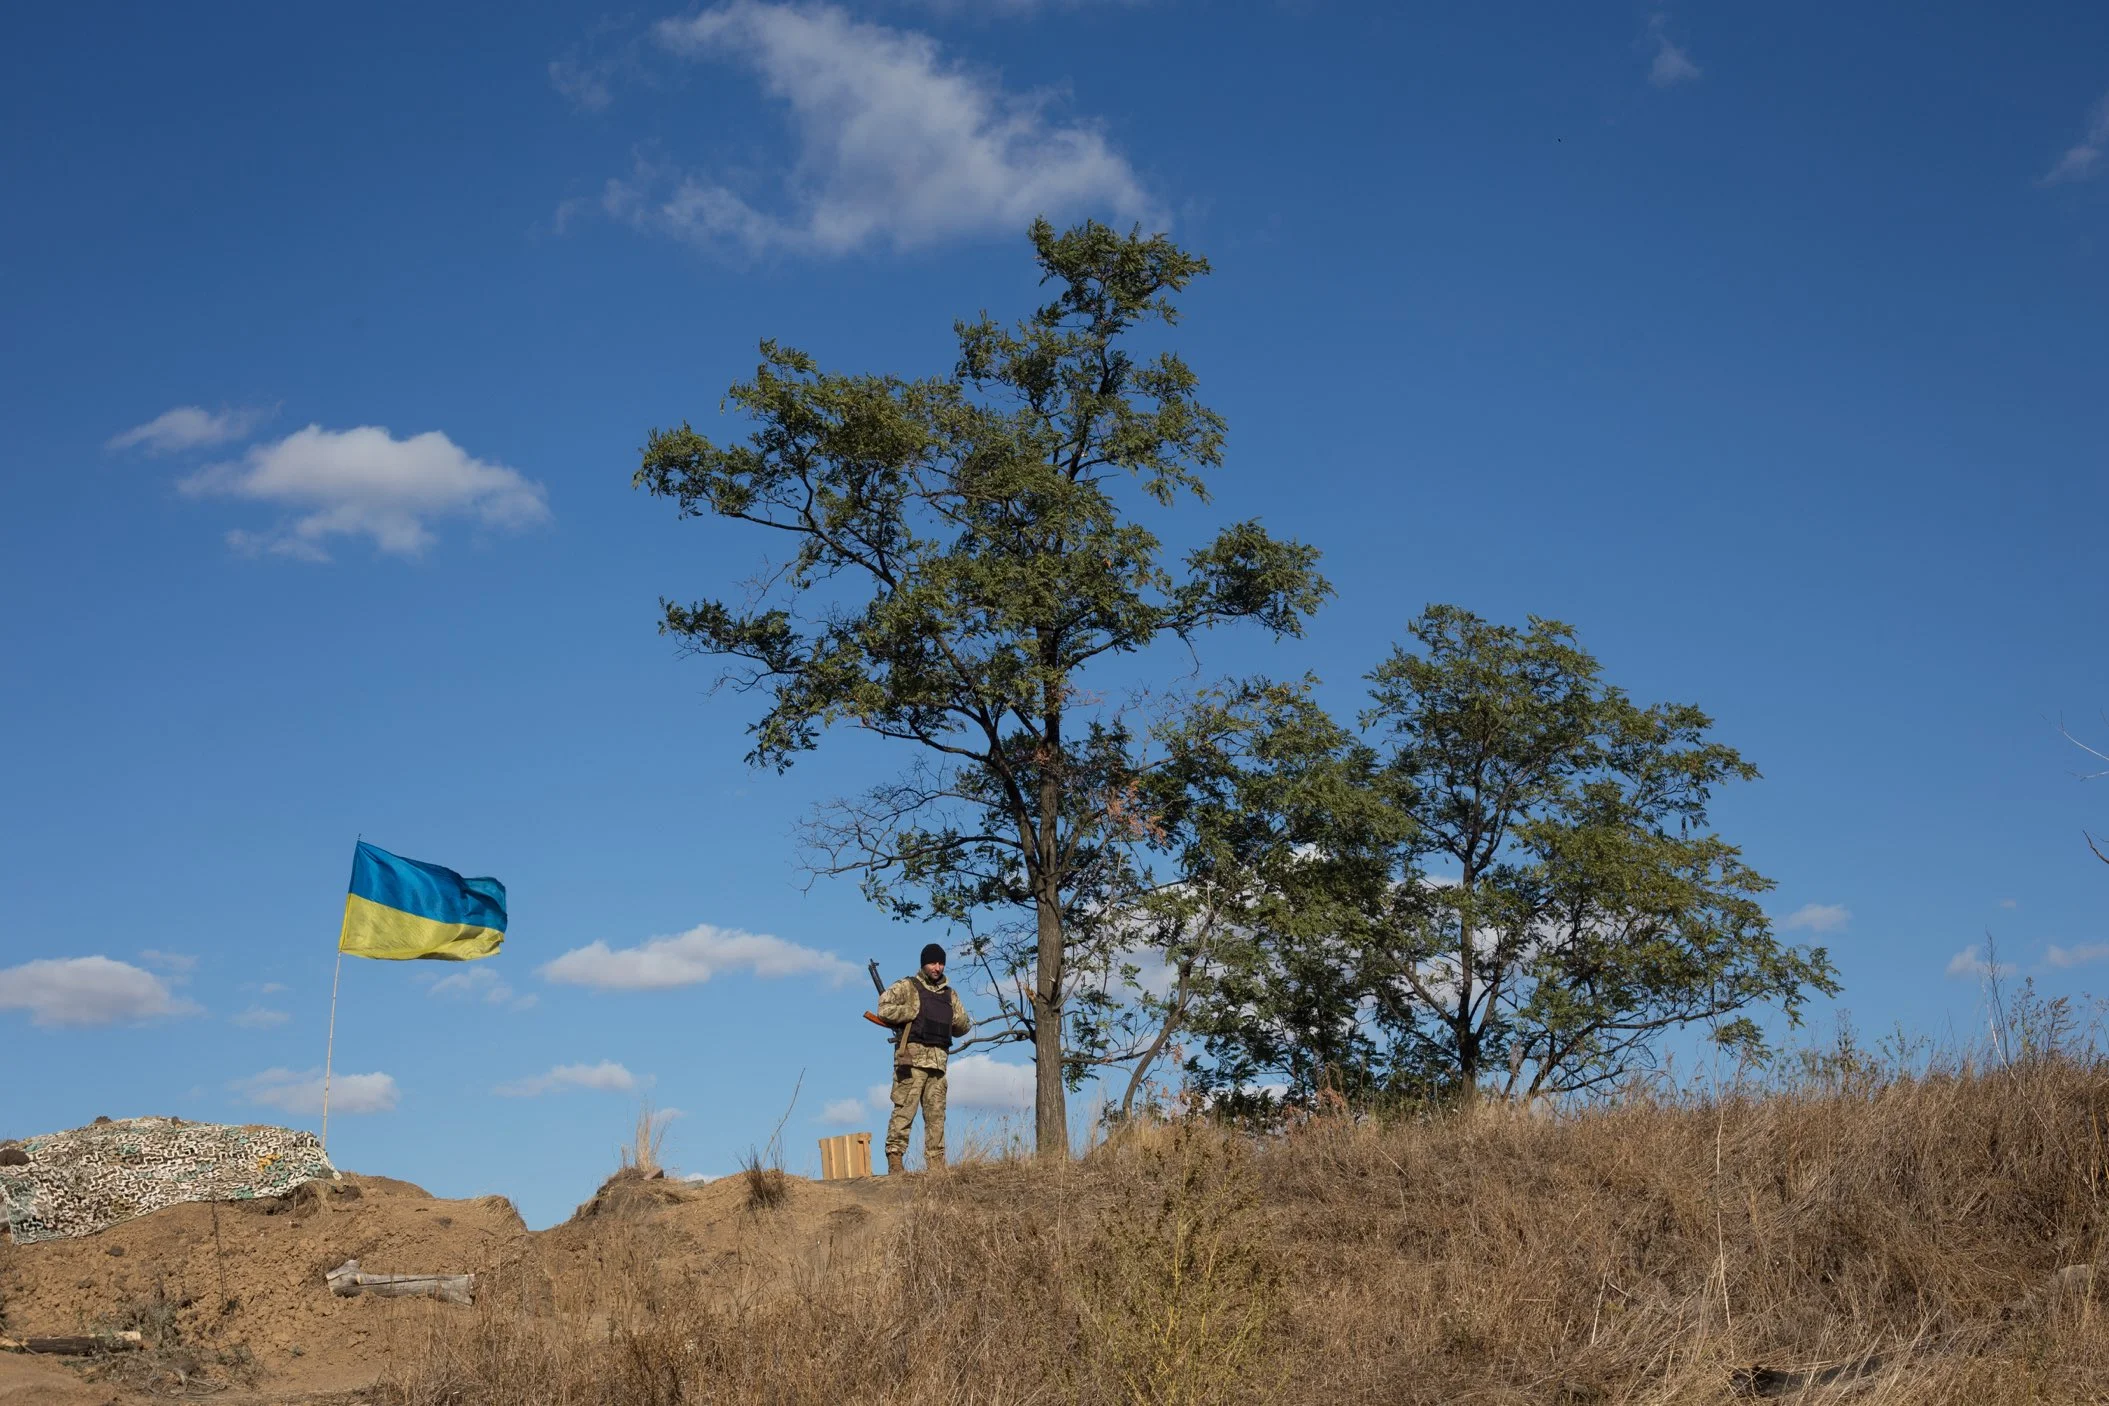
left=0, top=1164, right=905, bottom=1403
left=0, top=1172, right=530, bottom=1402
left=563, top=1165, right=698, bottom=1221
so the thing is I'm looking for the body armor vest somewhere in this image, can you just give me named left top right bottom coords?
left=908, top=981, right=955, bottom=1051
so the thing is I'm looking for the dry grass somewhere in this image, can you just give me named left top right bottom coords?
left=378, top=1052, right=2109, bottom=1405
left=618, top=1102, right=670, bottom=1178
left=740, top=1147, right=788, bottom=1211
left=79, top=1278, right=262, bottom=1398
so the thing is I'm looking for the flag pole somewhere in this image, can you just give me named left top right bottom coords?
left=321, top=947, right=344, bottom=1154
left=323, top=836, right=361, bottom=1156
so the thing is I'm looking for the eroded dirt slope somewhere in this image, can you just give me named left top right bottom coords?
left=0, top=1166, right=902, bottom=1403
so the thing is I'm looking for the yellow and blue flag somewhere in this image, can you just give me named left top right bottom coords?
left=339, top=842, right=506, bottom=961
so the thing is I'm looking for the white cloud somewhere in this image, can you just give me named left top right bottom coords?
left=2044, top=94, right=2109, bottom=185
left=550, top=55, right=619, bottom=112
left=429, top=965, right=538, bottom=1011
left=495, top=1060, right=640, bottom=1097
left=107, top=405, right=269, bottom=455
left=2044, top=942, right=2109, bottom=970
left=905, top=0, right=1140, bottom=12
left=863, top=1052, right=1047, bottom=1121
left=1647, top=14, right=1701, bottom=87
left=1780, top=903, right=1850, bottom=934
left=138, top=949, right=199, bottom=975
left=614, top=1, right=1153, bottom=256
left=1999, top=899, right=2019, bottom=910
left=818, top=1096, right=874, bottom=1124
left=0, top=956, right=200, bottom=1028
left=1945, top=944, right=2017, bottom=981
left=541, top=923, right=859, bottom=990
left=180, top=424, right=549, bottom=561
left=231, top=1006, right=291, bottom=1029
left=944, top=1054, right=1035, bottom=1110
left=236, top=1067, right=397, bottom=1115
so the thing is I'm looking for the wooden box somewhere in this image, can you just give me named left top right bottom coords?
left=817, top=1132, right=873, bottom=1181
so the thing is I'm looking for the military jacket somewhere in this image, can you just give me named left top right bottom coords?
left=878, top=973, right=971, bottom=1071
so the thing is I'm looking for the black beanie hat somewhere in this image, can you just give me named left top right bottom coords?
left=920, top=943, right=947, bottom=968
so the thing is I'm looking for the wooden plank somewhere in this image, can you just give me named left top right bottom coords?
left=324, top=1257, right=474, bottom=1305
left=1, top=1331, right=144, bottom=1355
left=352, top=1274, right=474, bottom=1305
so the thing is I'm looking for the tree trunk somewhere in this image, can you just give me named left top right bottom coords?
left=1034, top=647, right=1069, bottom=1158
left=1033, top=886, right=1067, bottom=1157
left=1119, top=957, right=1193, bottom=1119
left=1457, top=1025, right=1480, bottom=1103
left=1455, top=883, right=1479, bottom=1105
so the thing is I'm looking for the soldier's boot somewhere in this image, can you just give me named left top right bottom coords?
left=926, top=1149, right=946, bottom=1171
left=886, top=1151, right=905, bottom=1176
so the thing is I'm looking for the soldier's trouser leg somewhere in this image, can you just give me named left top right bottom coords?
left=921, top=1069, right=947, bottom=1166
left=885, top=1065, right=925, bottom=1163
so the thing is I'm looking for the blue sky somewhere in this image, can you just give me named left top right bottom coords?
left=4, top=0, right=2109, bottom=1228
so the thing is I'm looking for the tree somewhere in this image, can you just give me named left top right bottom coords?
left=1106, top=680, right=1394, bottom=1116
left=1012, top=678, right=1377, bottom=1121
left=634, top=220, right=1328, bottom=1156
left=1191, top=606, right=1839, bottom=1105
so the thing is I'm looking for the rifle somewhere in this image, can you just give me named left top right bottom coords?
left=862, top=959, right=898, bottom=1036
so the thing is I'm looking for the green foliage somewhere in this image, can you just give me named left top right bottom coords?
left=1187, top=605, right=1840, bottom=1104
left=635, top=220, right=1328, bottom=1151
left=1103, top=679, right=1394, bottom=1113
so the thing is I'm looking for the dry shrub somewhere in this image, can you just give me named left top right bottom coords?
left=84, top=1278, right=262, bottom=1398
left=1076, top=1123, right=1278, bottom=1406
left=619, top=1102, right=670, bottom=1177
left=741, top=1147, right=788, bottom=1212
left=380, top=1054, right=2109, bottom=1406
left=952, top=1113, right=1033, bottom=1167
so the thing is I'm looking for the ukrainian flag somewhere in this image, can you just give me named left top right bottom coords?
left=339, top=842, right=506, bottom=961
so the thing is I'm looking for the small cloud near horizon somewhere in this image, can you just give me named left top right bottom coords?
left=231, top=1006, right=291, bottom=1029
left=949, top=1054, right=1036, bottom=1110
left=429, top=965, right=537, bottom=1011
left=107, top=405, right=270, bottom=455
left=1781, top=903, right=1850, bottom=934
left=182, top=424, right=549, bottom=562
left=2043, top=942, right=2109, bottom=970
left=0, top=956, right=201, bottom=1028
left=494, top=1060, right=641, bottom=1097
left=818, top=1097, right=872, bottom=1124
left=1945, top=944, right=2018, bottom=981
left=236, top=1067, right=396, bottom=1115
left=848, top=1059, right=1045, bottom=1118
left=541, top=923, right=858, bottom=990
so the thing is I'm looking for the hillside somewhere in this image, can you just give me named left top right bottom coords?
left=3, top=1058, right=2105, bottom=1404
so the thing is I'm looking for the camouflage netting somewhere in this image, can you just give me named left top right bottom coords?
left=0, top=1116, right=337, bottom=1244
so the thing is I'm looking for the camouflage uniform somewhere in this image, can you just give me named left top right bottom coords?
left=878, top=973, right=971, bottom=1165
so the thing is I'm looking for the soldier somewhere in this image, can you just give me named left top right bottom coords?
left=877, top=942, right=972, bottom=1174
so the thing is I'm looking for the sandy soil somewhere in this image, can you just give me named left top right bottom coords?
left=0, top=1166, right=903, bottom=1403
